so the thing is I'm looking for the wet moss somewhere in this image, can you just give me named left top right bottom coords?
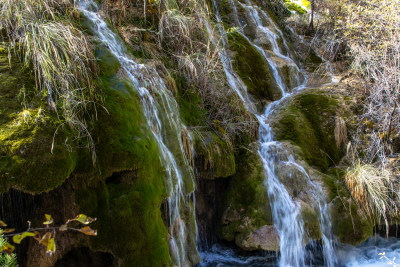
left=272, top=91, right=341, bottom=171
left=173, top=73, right=207, bottom=126
left=0, top=45, right=77, bottom=193
left=228, top=31, right=281, bottom=101
left=323, top=168, right=373, bottom=244
left=304, top=49, right=323, bottom=72
left=193, top=131, right=235, bottom=179
left=219, top=148, right=273, bottom=242
left=331, top=196, right=373, bottom=245
left=74, top=45, right=172, bottom=266
left=301, top=204, right=322, bottom=241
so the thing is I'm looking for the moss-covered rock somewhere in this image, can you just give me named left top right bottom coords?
left=323, top=168, right=373, bottom=244
left=219, top=146, right=275, bottom=250
left=71, top=44, right=182, bottom=266
left=0, top=45, right=77, bottom=193
left=2, top=40, right=199, bottom=265
left=228, top=31, right=282, bottom=102
left=173, top=72, right=207, bottom=127
left=330, top=196, right=373, bottom=245
left=300, top=202, right=322, bottom=241
left=193, top=131, right=235, bottom=179
left=271, top=90, right=341, bottom=171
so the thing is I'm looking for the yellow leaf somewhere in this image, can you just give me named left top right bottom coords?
left=78, top=226, right=97, bottom=236
left=43, top=214, right=53, bottom=225
left=46, top=238, right=56, bottom=256
left=12, top=231, right=35, bottom=244
left=0, top=220, right=7, bottom=227
left=1, top=243, right=15, bottom=254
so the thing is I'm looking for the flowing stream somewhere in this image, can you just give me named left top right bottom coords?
left=77, top=1, right=197, bottom=265
left=75, top=1, right=400, bottom=266
left=203, top=0, right=338, bottom=266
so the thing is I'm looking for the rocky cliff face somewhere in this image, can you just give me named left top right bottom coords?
left=0, top=0, right=376, bottom=266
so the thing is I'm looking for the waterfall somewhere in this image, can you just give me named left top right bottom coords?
left=77, top=1, right=197, bottom=265
left=210, top=0, right=337, bottom=266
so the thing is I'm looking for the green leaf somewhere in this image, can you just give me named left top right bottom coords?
left=71, top=214, right=96, bottom=225
left=12, top=231, right=35, bottom=244
left=46, top=238, right=56, bottom=256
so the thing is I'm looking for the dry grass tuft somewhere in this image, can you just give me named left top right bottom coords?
left=345, top=161, right=399, bottom=235
left=0, top=0, right=98, bottom=163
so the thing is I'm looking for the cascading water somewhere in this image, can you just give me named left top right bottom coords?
left=205, top=0, right=338, bottom=266
left=77, top=1, right=198, bottom=265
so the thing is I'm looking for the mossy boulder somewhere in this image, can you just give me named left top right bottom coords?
left=72, top=44, right=199, bottom=266
left=228, top=31, right=282, bottom=103
left=323, top=168, right=373, bottom=245
left=219, top=146, right=276, bottom=250
left=2, top=40, right=200, bottom=265
left=271, top=90, right=342, bottom=171
left=0, top=45, right=77, bottom=193
left=193, top=131, right=235, bottom=179
left=270, top=89, right=373, bottom=245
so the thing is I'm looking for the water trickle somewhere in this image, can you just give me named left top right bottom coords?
left=210, top=0, right=337, bottom=266
left=77, top=1, right=197, bottom=265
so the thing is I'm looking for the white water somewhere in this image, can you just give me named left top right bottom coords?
left=337, top=236, right=400, bottom=267
left=209, top=0, right=337, bottom=266
left=77, top=1, right=197, bottom=265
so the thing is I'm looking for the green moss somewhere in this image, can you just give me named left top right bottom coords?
left=95, top=44, right=121, bottom=76
left=73, top=45, right=172, bottom=266
left=331, top=196, right=373, bottom=245
left=173, top=73, right=206, bottom=126
left=193, top=131, right=235, bottom=179
left=272, top=91, right=341, bottom=171
left=322, top=168, right=373, bottom=244
left=219, top=148, right=273, bottom=241
left=228, top=31, right=282, bottom=101
left=75, top=167, right=170, bottom=266
left=0, top=45, right=77, bottom=193
left=217, top=0, right=235, bottom=27
left=301, top=204, right=322, bottom=240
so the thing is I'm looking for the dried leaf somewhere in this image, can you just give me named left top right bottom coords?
left=46, top=238, right=56, bottom=256
left=33, top=231, right=41, bottom=242
left=39, top=232, right=52, bottom=247
left=78, top=226, right=97, bottom=236
left=12, top=231, right=35, bottom=244
left=3, top=228, right=15, bottom=234
left=0, top=220, right=7, bottom=227
left=43, top=214, right=53, bottom=225
left=1, top=243, right=15, bottom=254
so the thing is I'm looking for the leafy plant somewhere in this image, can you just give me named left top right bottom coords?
left=0, top=236, right=17, bottom=267
left=0, top=214, right=97, bottom=257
